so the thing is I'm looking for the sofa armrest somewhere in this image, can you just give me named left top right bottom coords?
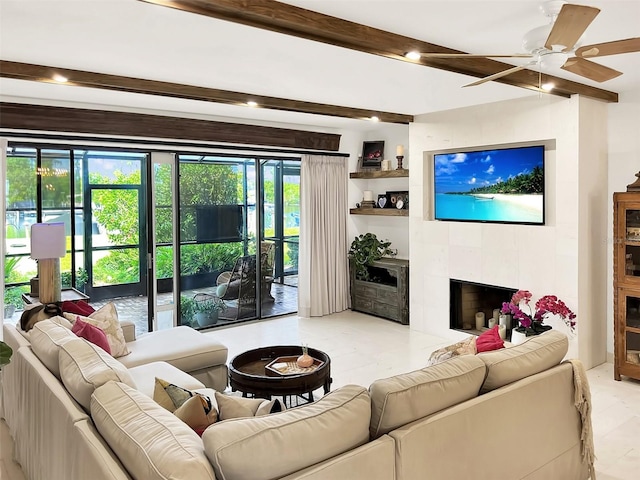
left=120, top=321, right=136, bottom=342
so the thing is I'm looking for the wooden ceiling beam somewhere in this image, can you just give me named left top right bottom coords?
left=0, top=60, right=414, bottom=125
left=138, top=0, right=618, bottom=103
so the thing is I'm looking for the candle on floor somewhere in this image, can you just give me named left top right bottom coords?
left=475, top=312, right=485, bottom=330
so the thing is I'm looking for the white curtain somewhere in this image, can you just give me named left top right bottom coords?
left=298, top=154, right=350, bottom=317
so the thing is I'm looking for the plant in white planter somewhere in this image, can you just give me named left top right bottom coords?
left=193, top=294, right=226, bottom=327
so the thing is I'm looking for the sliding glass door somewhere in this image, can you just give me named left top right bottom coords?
left=261, top=159, right=300, bottom=289
left=177, top=155, right=257, bottom=327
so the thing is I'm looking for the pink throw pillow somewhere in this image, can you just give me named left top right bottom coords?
left=72, top=317, right=111, bottom=354
left=61, top=300, right=95, bottom=316
left=476, top=325, right=505, bottom=353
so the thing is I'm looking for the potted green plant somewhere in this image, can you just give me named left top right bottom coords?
left=4, top=287, right=25, bottom=319
left=193, top=295, right=226, bottom=327
left=348, top=233, right=397, bottom=281
left=180, top=295, right=199, bottom=327
left=0, top=341, right=13, bottom=369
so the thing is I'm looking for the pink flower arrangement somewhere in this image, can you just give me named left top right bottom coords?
left=502, top=289, right=576, bottom=336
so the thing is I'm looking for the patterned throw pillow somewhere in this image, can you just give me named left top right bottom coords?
left=64, top=302, right=130, bottom=358
left=153, top=377, right=218, bottom=436
left=153, top=377, right=196, bottom=412
left=427, top=336, right=477, bottom=366
left=174, top=395, right=219, bottom=436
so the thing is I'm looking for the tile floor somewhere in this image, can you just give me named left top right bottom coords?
left=2, top=310, right=639, bottom=479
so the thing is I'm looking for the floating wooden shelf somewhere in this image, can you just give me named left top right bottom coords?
left=350, top=208, right=408, bottom=216
left=349, top=169, right=409, bottom=179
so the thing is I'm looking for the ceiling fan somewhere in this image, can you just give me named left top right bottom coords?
left=410, top=1, right=640, bottom=87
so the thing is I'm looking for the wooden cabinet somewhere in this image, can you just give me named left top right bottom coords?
left=349, top=169, right=409, bottom=217
left=349, top=257, right=409, bottom=325
left=613, top=192, right=640, bottom=381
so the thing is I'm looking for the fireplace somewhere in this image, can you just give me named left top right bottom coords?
left=450, top=279, right=516, bottom=335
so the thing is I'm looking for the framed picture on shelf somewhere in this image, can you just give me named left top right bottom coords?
left=361, top=141, right=384, bottom=169
left=386, top=191, right=409, bottom=209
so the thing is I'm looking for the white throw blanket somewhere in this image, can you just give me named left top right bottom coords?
left=565, top=359, right=596, bottom=479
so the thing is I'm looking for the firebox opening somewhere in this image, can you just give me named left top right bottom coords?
left=450, top=279, right=517, bottom=336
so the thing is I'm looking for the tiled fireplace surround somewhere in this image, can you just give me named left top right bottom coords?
left=407, top=95, right=609, bottom=369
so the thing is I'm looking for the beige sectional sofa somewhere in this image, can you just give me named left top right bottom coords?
left=1, top=320, right=594, bottom=480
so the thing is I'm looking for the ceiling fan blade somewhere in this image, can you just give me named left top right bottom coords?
left=562, top=57, right=622, bottom=82
left=576, top=37, right=640, bottom=58
left=418, top=53, right=533, bottom=58
left=545, top=4, right=600, bottom=52
left=463, top=64, right=531, bottom=87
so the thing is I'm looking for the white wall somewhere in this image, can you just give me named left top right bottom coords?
left=408, top=95, right=609, bottom=368
left=607, top=88, right=640, bottom=361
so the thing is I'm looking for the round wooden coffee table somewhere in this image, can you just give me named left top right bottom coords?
left=229, top=345, right=332, bottom=406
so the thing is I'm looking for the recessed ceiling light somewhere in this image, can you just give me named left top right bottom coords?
left=52, top=74, right=68, bottom=83
left=541, top=83, right=554, bottom=91
left=404, top=51, right=421, bottom=60
left=246, top=100, right=258, bottom=107
left=370, top=116, right=380, bottom=122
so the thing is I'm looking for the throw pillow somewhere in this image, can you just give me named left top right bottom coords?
left=214, top=391, right=285, bottom=420
left=476, top=325, right=505, bottom=353
left=72, top=317, right=111, bottom=354
left=153, top=377, right=196, bottom=412
left=61, top=300, right=95, bottom=316
left=64, top=302, right=130, bottom=358
left=153, top=378, right=219, bottom=435
left=173, top=394, right=219, bottom=436
left=216, top=283, right=228, bottom=298
left=427, top=336, right=476, bottom=366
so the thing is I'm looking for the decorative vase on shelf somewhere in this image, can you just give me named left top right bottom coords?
left=510, top=329, right=528, bottom=345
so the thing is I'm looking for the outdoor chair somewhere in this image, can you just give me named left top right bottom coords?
left=216, top=242, right=276, bottom=307
left=216, top=255, right=257, bottom=320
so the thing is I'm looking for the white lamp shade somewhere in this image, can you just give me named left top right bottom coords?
left=31, top=223, right=66, bottom=259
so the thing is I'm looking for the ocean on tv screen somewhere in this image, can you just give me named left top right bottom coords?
left=434, top=193, right=543, bottom=223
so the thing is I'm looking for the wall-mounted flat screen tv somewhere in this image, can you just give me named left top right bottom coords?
left=195, top=205, right=244, bottom=243
left=434, top=144, right=545, bottom=225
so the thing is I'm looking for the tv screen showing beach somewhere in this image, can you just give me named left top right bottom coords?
left=433, top=145, right=545, bottom=225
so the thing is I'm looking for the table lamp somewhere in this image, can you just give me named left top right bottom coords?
left=30, top=223, right=66, bottom=303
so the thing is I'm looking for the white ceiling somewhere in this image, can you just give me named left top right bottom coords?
left=0, top=0, right=638, bottom=131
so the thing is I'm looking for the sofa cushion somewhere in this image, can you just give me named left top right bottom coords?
left=369, top=354, right=486, bottom=438
left=59, top=338, right=136, bottom=411
left=91, top=381, right=215, bottom=480
left=64, top=302, right=130, bottom=358
left=117, top=325, right=228, bottom=372
left=477, top=329, right=568, bottom=393
left=72, top=317, right=111, bottom=354
left=128, top=363, right=205, bottom=400
left=30, top=318, right=78, bottom=379
left=202, top=385, right=371, bottom=480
